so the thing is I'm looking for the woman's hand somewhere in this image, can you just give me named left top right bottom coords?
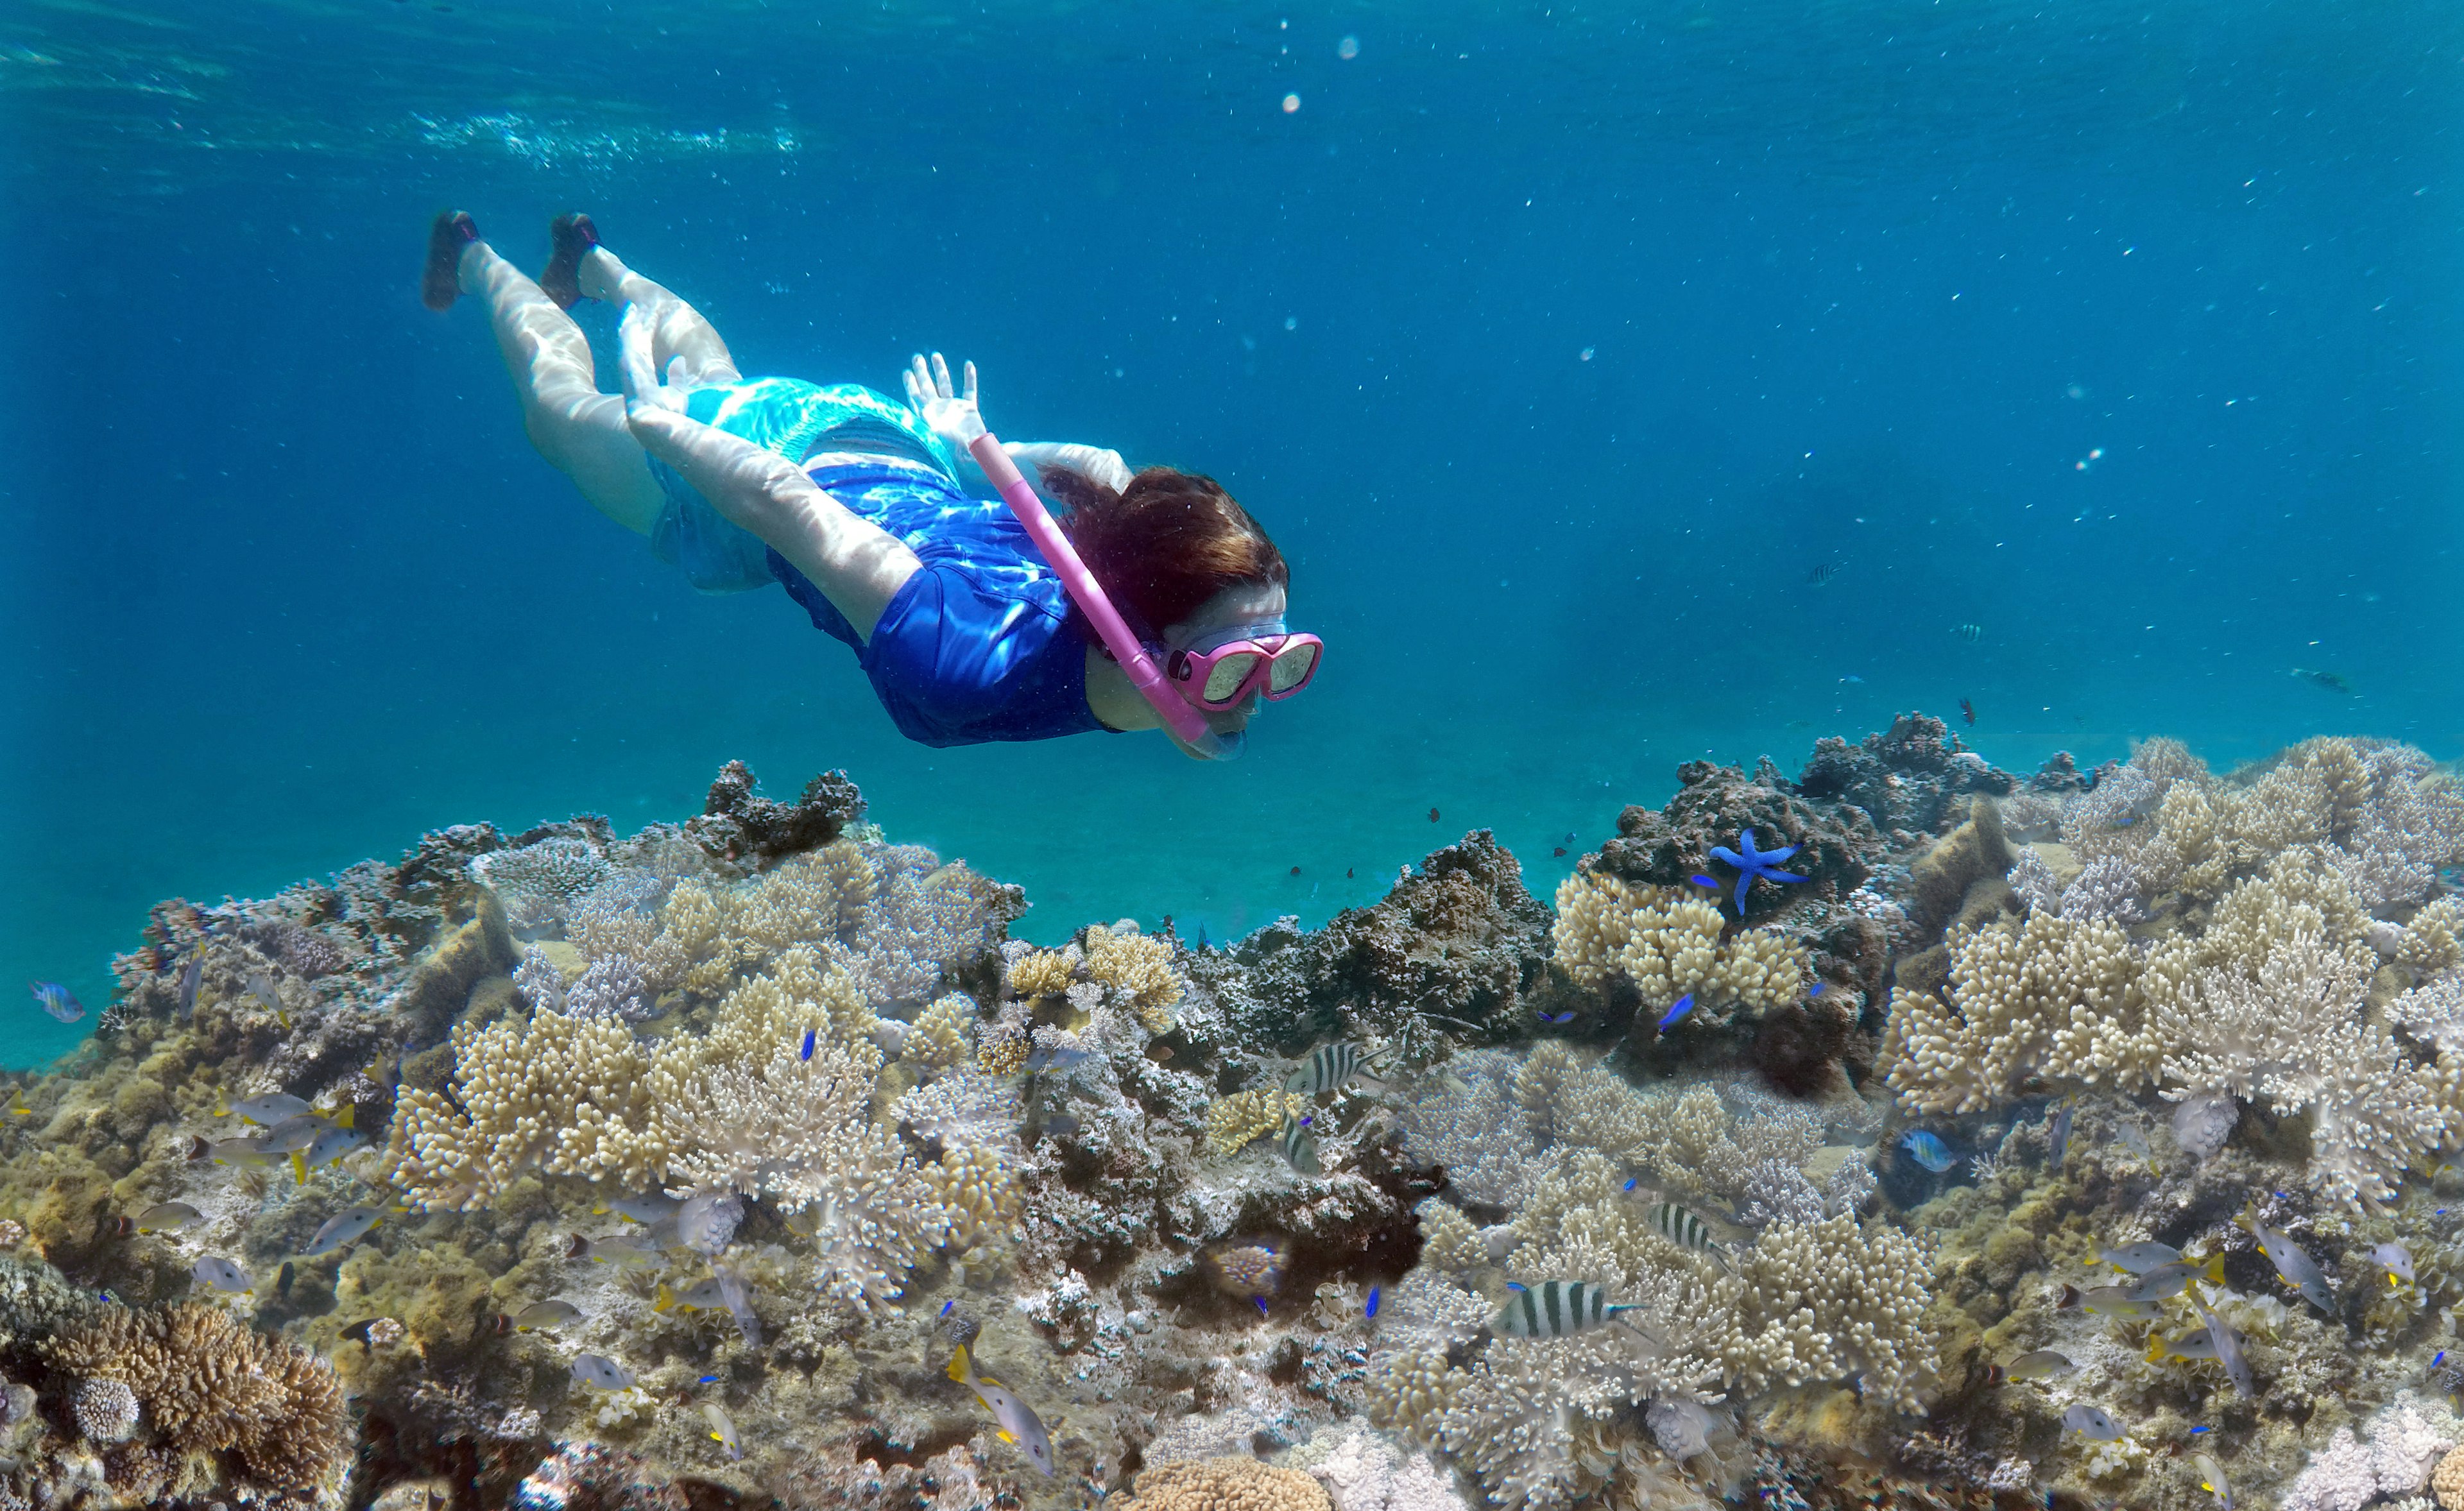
left=903, top=352, right=988, bottom=449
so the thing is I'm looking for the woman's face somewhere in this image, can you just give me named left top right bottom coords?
left=1163, top=580, right=1291, bottom=736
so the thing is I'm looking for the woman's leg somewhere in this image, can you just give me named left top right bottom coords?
left=576, top=246, right=745, bottom=395
left=456, top=237, right=666, bottom=535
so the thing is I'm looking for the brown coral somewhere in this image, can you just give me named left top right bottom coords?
left=48, top=1302, right=350, bottom=1492
left=1119, top=1455, right=1333, bottom=1511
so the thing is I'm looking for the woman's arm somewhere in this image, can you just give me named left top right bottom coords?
left=624, top=405, right=920, bottom=641
left=902, top=353, right=1133, bottom=496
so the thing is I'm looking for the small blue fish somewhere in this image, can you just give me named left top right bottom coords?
left=1807, top=982, right=1825, bottom=997
left=1536, top=1011, right=1576, bottom=1025
left=1505, top=1281, right=1526, bottom=1292
left=1365, top=1286, right=1380, bottom=1319
left=1900, top=1130, right=1958, bottom=1172
left=1688, top=875, right=1719, bottom=889
left=2189, top=1424, right=2212, bottom=1435
left=1255, top=1297, right=1269, bottom=1313
left=2439, top=1351, right=2451, bottom=1369
left=99, top=1288, right=121, bottom=1305
left=29, top=983, right=83, bottom=1025
left=1622, top=1178, right=1638, bottom=1192
left=1656, top=994, right=1697, bottom=1032
left=940, top=1300, right=955, bottom=1317
left=800, top=1028, right=816, bottom=1062
left=697, top=1373, right=721, bottom=1383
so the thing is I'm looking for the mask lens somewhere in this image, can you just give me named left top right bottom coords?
left=1201, top=651, right=1263, bottom=705
left=1266, top=641, right=1319, bottom=694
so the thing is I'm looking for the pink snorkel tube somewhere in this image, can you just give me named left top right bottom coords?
left=966, top=432, right=1240, bottom=760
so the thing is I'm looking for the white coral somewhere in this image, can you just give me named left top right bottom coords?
left=2279, top=1390, right=2459, bottom=1511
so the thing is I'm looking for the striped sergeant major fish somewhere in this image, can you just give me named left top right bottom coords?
left=1644, top=1202, right=1731, bottom=1267
left=1278, top=1114, right=1321, bottom=1176
left=1493, top=1280, right=1648, bottom=1341
left=1285, top=1042, right=1383, bottom=1097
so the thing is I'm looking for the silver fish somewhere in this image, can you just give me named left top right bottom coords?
left=298, top=1206, right=385, bottom=1257
left=2122, top=1254, right=2223, bottom=1302
left=1494, top=1280, right=1641, bottom=1340
left=245, top=972, right=284, bottom=1014
left=2146, top=1326, right=2218, bottom=1363
left=2244, top=1211, right=2336, bottom=1314
left=513, top=1299, right=583, bottom=1333
left=253, top=1115, right=325, bottom=1156
left=2058, top=1283, right=2164, bottom=1321
left=656, top=1278, right=726, bottom=1313
left=1286, top=1043, right=1376, bottom=1096
left=949, top=1345, right=1052, bottom=1476
left=2189, top=1297, right=2256, bottom=1398
left=193, top=1255, right=252, bottom=1293
left=596, top=1192, right=682, bottom=1225
left=225, top=1093, right=312, bottom=1126
left=2061, top=1403, right=2124, bottom=1440
left=2003, top=1348, right=2076, bottom=1381
left=714, top=1263, right=762, bottom=1349
left=1645, top=1202, right=1727, bottom=1262
left=567, top=1233, right=661, bottom=1268
left=2048, top=1100, right=2075, bottom=1168
left=300, top=1123, right=368, bottom=1174
left=1279, top=1116, right=1320, bottom=1175
left=570, top=1353, right=635, bottom=1390
left=2100, top=1241, right=2182, bottom=1274
left=2193, top=1450, right=2234, bottom=1508
left=703, top=1401, right=743, bottom=1462
left=2374, top=1241, right=2417, bottom=1286
left=193, top=1134, right=280, bottom=1168
left=176, top=955, right=203, bottom=1018
left=132, top=1201, right=202, bottom=1234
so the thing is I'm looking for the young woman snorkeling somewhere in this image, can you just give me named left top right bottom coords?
left=422, top=210, right=1320, bottom=758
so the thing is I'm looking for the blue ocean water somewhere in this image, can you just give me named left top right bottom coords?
left=4, top=0, right=2458, bottom=1069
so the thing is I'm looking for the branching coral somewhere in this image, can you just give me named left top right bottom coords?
left=48, top=1303, right=350, bottom=1494
left=1083, top=923, right=1183, bottom=1030
left=1551, top=871, right=1807, bottom=1020
left=1204, top=1087, right=1305, bottom=1156
left=907, top=992, right=976, bottom=1069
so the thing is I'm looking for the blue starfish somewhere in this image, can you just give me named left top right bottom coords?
left=1707, top=829, right=1808, bottom=912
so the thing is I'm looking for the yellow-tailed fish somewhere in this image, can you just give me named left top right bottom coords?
left=948, top=1345, right=1054, bottom=1476
left=2193, top=1450, right=2233, bottom=1507
left=2120, top=1254, right=2225, bottom=1303
left=703, top=1401, right=743, bottom=1461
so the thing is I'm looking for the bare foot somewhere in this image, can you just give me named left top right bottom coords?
left=540, top=213, right=600, bottom=311
left=422, top=210, right=478, bottom=312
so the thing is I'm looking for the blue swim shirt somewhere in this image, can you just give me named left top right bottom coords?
left=645, top=378, right=1107, bottom=748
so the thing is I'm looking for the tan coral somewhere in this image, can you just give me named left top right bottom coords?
left=1204, top=1087, right=1305, bottom=1156
left=1005, top=948, right=1075, bottom=1002
left=1084, top=923, right=1182, bottom=1030
left=1550, top=872, right=1806, bottom=1018
left=928, top=1143, right=1025, bottom=1257
left=908, top=993, right=976, bottom=1070
left=2433, top=1443, right=2464, bottom=1511
left=49, top=1304, right=348, bottom=1494
left=1415, top=1198, right=1490, bottom=1273
left=1120, top=1456, right=1334, bottom=1511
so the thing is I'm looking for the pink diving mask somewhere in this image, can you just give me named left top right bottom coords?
left=1165, top=620, right=1323, bottom=711
left=968, top=432, right=1317, bottom=760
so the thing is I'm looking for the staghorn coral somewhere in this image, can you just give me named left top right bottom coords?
left=894, top=1070, right=1022, bottom=1148
left=1395, top=1048, right=1543, bottom=1208
left=1204, top=1086, right=1305, bottom=1156
left=1551, top=871, right=1808, bottom=1021
left=1414, top=1198, right=1491, bottom=1274
left=927, top=1144, right=1025, bottom=1259
left=656, top=1034, right=882, bottom=1202
left=470, top=835, right=616, bottom=931
left=1005, top=948, right=1075, bottom=1001
left=48, top=1303, right=350, bottom=1494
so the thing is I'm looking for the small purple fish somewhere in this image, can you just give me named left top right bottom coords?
left=1656, top=995, right=1697, bottom=1032
left=1536, top=1010, right=1576, bottom=1025
left=29, top=983, right=82, bottom=1025
left=1255, top=1297, right=1269, bottom=1313
left=800, top=1028, right=816, bottom=1062
left=1365, top=1286, right=1381, bottom=1319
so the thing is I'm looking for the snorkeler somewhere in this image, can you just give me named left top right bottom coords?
left=421, top=210, right=1319, bottom=758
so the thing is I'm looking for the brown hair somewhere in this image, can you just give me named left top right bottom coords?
left=1043, top=465, right=1287, bottom=640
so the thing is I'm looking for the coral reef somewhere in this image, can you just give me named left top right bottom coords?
left=5, top=733, right=2458, bottom=1511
